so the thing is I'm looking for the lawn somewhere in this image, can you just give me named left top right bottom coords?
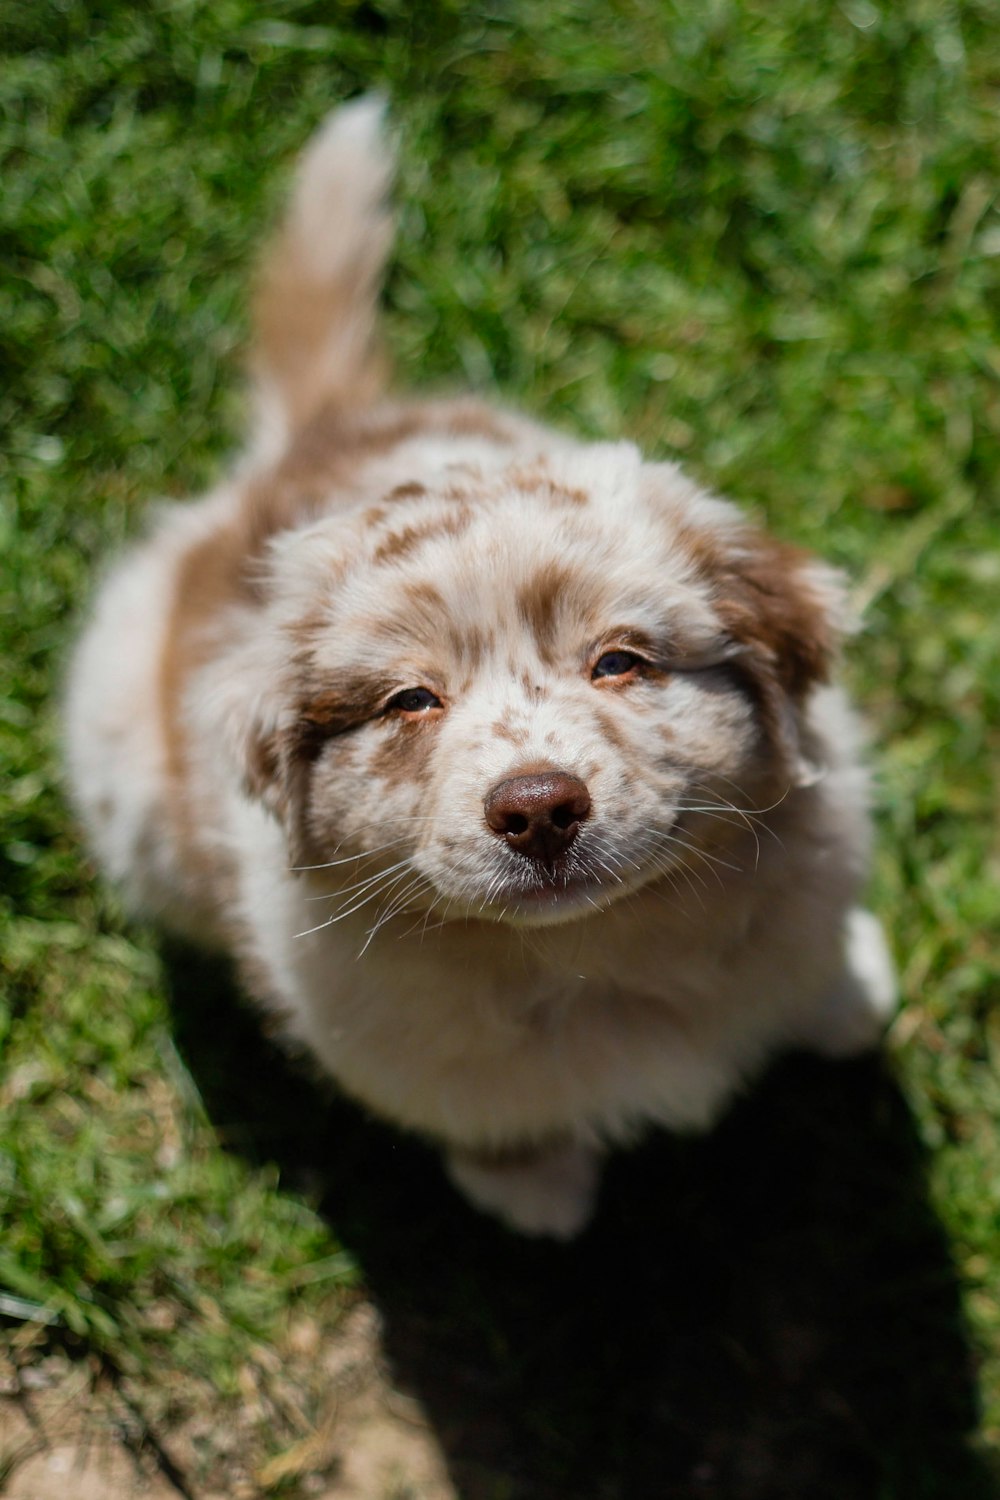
left=2, top=1, right=1000, bottom=1496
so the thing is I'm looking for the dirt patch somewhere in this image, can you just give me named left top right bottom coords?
left=0, top=1304, right=455, bottom=1500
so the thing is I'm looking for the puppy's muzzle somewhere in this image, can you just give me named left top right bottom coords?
left=484, top=772, right=591, bottom=864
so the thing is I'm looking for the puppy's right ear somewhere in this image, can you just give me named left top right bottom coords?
left=241, top=710, right=294, bottom=820
left=644, top=462, right=854, bottom=786
left=194, top=630, right=297, bottom=821
left=711, top=533, right=852, bottom=787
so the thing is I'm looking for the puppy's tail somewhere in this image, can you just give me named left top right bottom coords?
left=251, top=96, right=394, bottom=446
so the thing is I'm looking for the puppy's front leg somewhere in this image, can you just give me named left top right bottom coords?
left=445, top=1138, right=603, bottom=1240
left=792, top=906, right=897, bottom=1058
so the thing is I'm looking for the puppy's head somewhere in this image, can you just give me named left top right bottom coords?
left=218, top=442, right=846, bottom=929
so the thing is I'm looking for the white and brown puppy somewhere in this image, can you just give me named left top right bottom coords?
left=66, top=100, right=895, bottom=1238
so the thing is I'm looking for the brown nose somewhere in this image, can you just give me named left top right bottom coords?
left=484, top=772, right=592, bottom=863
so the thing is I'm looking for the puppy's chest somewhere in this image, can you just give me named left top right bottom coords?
left=314, top=920, right=728, bottom=1049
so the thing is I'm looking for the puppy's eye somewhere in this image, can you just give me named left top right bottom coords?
left=592, top=650, right=642, bottom=680
left=385, top=687, right=442, bottom=714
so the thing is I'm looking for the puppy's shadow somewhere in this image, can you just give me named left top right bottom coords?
left=165, top=944, right=997, bottom=1500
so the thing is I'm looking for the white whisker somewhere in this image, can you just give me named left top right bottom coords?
left=294, top=861, right=417, bottom=937
left=289, top=815, right=440, bottom=874
left=303, top=854, right=415, bottom=902
left=357, top=873, right=436, bottom=957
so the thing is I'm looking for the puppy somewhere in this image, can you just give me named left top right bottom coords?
left=65, top=99, right=895, bottom=1238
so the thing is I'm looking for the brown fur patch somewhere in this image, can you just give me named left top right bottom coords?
left=404, top=579, right=446, bottom=610
left=509, top=470, right=588, bottom=506
left=279, top=680, right=400, bottom=866
left=398, top=581, right=448, bottom=640
left=373, top=524, right=434, bottom=565
left=239, top=405, right=427, bottom=560
left=675, top=524, right=835, bottom=699
left=235, top=398, right=501, bottom=569
left=718, top=541, right=835, bottom=699
left=287, top=605, right=331, bottom=650
left=517, top=562, right=576, bottom=664
left=368, top=718, right=438, bottom=788
left=373, top=509, right=471, bottom=566
left=291, top=681, right=389, bottom=759
left=157, top=518, right=258, bottom=915
left=491, top=720, right=528, bottom=746
left=592, top=704, right=636, bottom=760
left=445, top=622, right=490, bottom=673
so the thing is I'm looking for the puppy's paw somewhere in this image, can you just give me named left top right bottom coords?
left=798, top=907, right=897, bottom=1058
left=445, top=1140, right=601, bottom=1240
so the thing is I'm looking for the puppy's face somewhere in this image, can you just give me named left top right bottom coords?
left=234, top=446, right=842, bottom=929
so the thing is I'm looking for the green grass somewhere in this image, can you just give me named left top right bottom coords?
left=3, top=1, right=1000, bottom=1495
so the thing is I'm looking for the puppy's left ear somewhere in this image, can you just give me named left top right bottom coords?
left=711, top=530, right=854, bottom=785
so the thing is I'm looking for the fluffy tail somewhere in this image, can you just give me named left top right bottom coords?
left=251, top=96, right=394, bottom=446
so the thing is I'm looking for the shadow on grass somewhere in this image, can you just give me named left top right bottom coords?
left=165, top=944, right=998, bottom=1500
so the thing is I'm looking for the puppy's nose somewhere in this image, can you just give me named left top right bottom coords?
left=484, top=772, right=592, bottom=863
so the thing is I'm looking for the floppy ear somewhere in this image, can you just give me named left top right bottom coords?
left=201, top=518, right=359, bottom=841
left=710, top=531, right=852, bottom=785
left=192, top=626, right=318, bottom=866
left=713, top=533, right=848, bottom=698
left=241, top=703, right=297, bottom=820
left=643, top=464, right=853, bottom=784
